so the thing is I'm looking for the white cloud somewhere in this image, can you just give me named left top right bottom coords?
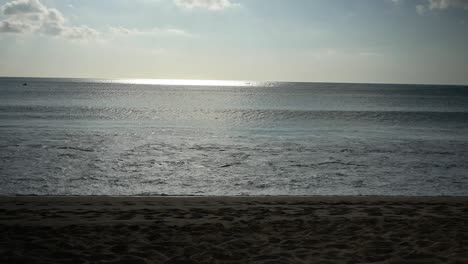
left=174, top=0, right=237, bottom=10
left=0, top=0, right=190, bottom=40
left=0, top=0, right=98, bottom=39
left=109, top=26, right=191, bottom=37
left=57, top=25, right=99, bottom=39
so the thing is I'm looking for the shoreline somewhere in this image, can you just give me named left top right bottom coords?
left=1, top=195, right=468, bottom=204
left=1, top=196, right=468, bottom=263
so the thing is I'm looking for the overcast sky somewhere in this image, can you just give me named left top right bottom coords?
left=0, top=0, right=467, bottom=84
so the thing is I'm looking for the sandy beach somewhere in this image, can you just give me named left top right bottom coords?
left=1, top=196, right=467, bottom=263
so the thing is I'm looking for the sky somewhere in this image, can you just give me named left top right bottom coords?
left=0, top=0, right=467, bottom=85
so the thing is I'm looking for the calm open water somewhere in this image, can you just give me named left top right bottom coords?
left=1, top=78, right=467, bottom=196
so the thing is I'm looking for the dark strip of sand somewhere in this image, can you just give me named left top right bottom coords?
left=1, top=196, right=467, bottom=263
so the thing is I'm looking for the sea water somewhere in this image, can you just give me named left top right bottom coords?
left=1, top=78, right=467, bottom=196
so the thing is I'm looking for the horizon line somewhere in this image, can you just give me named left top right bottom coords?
left=0, top=76, right=467, bottom=87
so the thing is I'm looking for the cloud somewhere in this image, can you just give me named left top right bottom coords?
left=109, top=26, right=191, bottom=37
left=0, top=0, right=189, bottom=40
left=174, top=0, right=237, bottom=10
left=2, top=0, right=45, bottom=15
left=52, top=25, right=99, bottom=39
left=0, top=19, right=32, bottom=33
left=391, top=0, right=468, bottom=14
left=109, top=26, right=191, bottom=36
left=418, top=0, right=468, bottom=15
left=416, top=4, right=427, bottom=14
left=427, top=0, right=468, bottom=10
left=0, top=0, right=98, bottom=39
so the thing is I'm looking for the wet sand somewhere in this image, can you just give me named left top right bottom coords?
left=1, top=196, right=468, bottom=263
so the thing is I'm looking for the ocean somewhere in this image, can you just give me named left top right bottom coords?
left=1, top=77, right=467, bottom=196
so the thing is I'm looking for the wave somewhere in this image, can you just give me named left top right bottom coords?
left=1, top=105, right=468, bottom=125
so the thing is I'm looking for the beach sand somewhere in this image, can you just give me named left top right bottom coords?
left=1, top=196, right=467, bottom=263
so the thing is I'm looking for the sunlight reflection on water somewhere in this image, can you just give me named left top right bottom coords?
left=111, top=79, right=258, bottom=87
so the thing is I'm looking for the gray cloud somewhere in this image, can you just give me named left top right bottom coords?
left=0, top=0, right=98, bottom=39
left=174, top=0, right=237, bottom=10
left=416, top=4, right=427, bottom=14
left=391, top=0, right=468, bottom=14
left=428, top=0, right=468, bottom=10
left=0, top=19, right=32, bottom=33
left=418, top=0, right=468, bottom=15
left=2, top=0, right=45, bottom=15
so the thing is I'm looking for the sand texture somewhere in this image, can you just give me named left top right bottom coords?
left=1, top=196, right=468, bottom=264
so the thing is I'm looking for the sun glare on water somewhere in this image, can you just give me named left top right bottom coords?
left=115, top=79, right=255, bottom=86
